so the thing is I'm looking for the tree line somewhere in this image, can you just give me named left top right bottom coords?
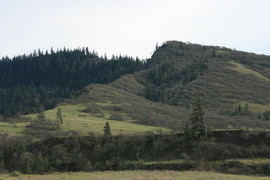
left=0, top=48, right=145, bottom=118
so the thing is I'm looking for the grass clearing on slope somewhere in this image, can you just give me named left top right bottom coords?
left=0, top=122, right=28, bottom=136
left=1, top=170, right=269, bottom=180
left=232, top=101, right=270, bottom=112
left=239, top=102, right=270, bottom=112
left=228, top=61, right=270, bottom=82
left=26, top=104, right=169, bottom=136
left=0, top=103, right=169, bottom=137
left=72, top=84, right=189, bottom=130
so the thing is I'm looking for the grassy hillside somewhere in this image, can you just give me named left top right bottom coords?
left=228, top=61, right=270, bottom=82
left=111, top=41, right=270, bottom=129
left=0, top=102, right=168, bottom=137
left=70, top=83, right=189, bottom=129
left=31, top=103, right=169, bottom=135
left=1, top=170, right=269, bottom=180
left=140, top=41, right=270, bottom=108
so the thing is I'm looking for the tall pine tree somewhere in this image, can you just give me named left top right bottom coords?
left=56, top=107, right=63, bottom=124
left=188, top=95, right=207, bottom=139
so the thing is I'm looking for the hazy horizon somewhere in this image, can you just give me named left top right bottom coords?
left=1, top=0, right=270, bottom=59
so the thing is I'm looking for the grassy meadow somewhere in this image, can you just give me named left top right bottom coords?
left=1, top=170, right=269, bottom=180
left=0, top=122, right=28, bottom=136
left=0, top=103, right=168, bottom=137
left=33, top=104, right=168, bottom=135
left=238, top=101, right=270, bottom=113
left=228, top=61, right=270, bottom=82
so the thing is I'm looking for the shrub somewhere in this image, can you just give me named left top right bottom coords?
left=109, top=113, right=123, bottom=121
left=10, top=171, right=20, bottom=176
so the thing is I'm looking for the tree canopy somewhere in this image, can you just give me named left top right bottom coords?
left=0, top=48, right=144, bottom=118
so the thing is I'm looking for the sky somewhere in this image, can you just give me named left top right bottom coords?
left=0, top=0, right=270, bottom=59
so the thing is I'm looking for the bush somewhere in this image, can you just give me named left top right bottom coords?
left=109, top=113, right=123, bottom=121
left=10, top=171, right=20, bottom=177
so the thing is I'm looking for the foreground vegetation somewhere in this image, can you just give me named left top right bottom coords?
left=1, top=170, right=270, bottom=180
left=1, top=130, right=270, bottom=176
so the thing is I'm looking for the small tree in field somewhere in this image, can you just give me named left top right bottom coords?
left=187, top=95, right=207, bottom=139
left=56, top=107, right=63, bottom=124
left=103, top=122, right=111, bottom=137
left=37, top=111, right=46, bottom=122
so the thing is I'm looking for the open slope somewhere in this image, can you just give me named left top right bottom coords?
left=29, top=103, right=169, bottom=136
left=2, top=102, right=169, bottom=137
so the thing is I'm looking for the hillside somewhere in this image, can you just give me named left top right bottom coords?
left=136, top=41, right=270, bottom=108
left=68, top=83, right=188, bottom=129
left=1, top=41, right=270, bottom=131
left=111, top=41, right=270, bottom=129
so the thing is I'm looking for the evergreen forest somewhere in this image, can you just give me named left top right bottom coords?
left=0, top=48, right=144, bottom=118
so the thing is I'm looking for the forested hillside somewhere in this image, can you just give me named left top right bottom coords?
left=0, top=48, right=144, bottom=118
left=136, top=41, right=270, bottom=109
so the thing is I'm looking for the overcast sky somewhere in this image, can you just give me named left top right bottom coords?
left=0, top=0, right=270, bottom=59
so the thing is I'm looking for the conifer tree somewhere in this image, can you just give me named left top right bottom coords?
left=56, top=107, right=63, bottom=124
left=37, top=111, right=46, bottom=122
left=35, top=153, right=48, bottom=174
left=189, top=95, right=207, bottom=139
left=103, top=122, right=111, bottom=137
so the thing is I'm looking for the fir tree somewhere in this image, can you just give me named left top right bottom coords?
left=188, top=95, right=207, bottom=139
left=37, top=111, right=46, bottom=122
left=56, top=107, right=63, bottom=124
left=103, top=122, right=111, bottom=137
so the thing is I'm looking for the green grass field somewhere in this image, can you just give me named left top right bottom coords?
left=0, top=122, right=28, bottom=136
left=238, top=101, right=270, bottom=112
left=0, top=103, right=168, bottom=137
left=1, top=170, right=269, bottom=180
left=37, top=104, right=169, bottom=135
left=228, top=61, right=270, bottom=82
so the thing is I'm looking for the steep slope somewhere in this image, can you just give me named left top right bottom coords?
left=111, top=41, right=270, bottom=129
left=138, top=41, right=270, bottom=108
